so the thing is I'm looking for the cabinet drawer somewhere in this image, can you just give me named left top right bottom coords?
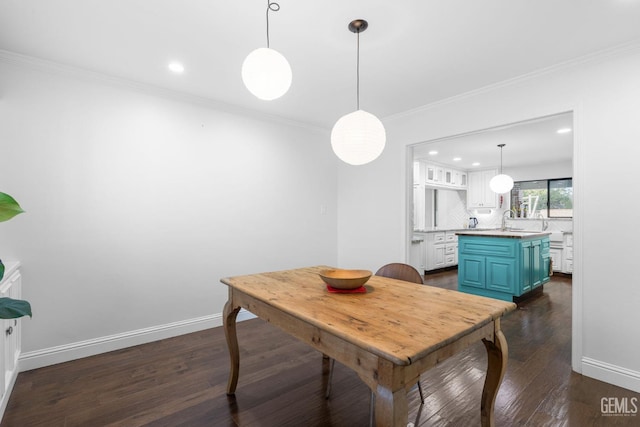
left=433, top=232, right=445, bottom=243
left=541, top=239, right=550, bottom=252
left=564, top=247, right=573, bottom=260
left=445, top=244, right=456, bottom=254
left=564, top=259, right=573, bottom=273
left=459, top=239, right=516, bottom=258
left=565, top=234, right=573, bottom=247
left=445, top=254, right=456, bottom=265
left=445, top=232, right=457, bottom=242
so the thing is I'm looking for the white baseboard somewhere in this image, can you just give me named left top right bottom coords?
left=582, top=357, right=640, bottom=393
left=19, top=309, right=256, bottom=372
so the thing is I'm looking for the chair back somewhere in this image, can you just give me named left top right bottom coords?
left=375, top=263, right=424, bottom=285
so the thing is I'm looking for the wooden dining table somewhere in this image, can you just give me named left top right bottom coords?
left=221, top=266, right=516, bottom=427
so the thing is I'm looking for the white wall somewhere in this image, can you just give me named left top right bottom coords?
left=0, top=58, right=338, bottom=366
left=337, top=45, right=640, bottom=392
left=508, top=159, right=572, bottom=182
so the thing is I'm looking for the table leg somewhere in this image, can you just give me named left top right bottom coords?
left=223, top=299, right=241, bottom=395
left=374, top=384, right=408, bottom=427
left=481, top=321, right=508, bottom=427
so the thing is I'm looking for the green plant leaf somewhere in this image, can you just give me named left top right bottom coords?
left=0, top=297, right=32, bottom=319
left=0, top=192, right=25, bottom=223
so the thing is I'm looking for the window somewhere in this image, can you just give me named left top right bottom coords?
left=510, top=178, right=573, bottom=218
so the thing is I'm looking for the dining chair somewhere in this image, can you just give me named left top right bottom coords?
left=325, top=262, right=426, bottom=425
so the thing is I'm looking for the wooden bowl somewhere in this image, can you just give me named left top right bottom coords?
left=319, top=269, right=372, bottom=290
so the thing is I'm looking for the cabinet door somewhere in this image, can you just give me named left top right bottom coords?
left=460, top=172, right=467, bottom=188
left=521, top=241, right=532, bottom=294
left=549, top=248, right=562, bottom=272
left=435, top=167, right=444, bottom=183
left=433, top=245, right=446, bottom=269
left=459, top=254, right=486, bottom=289
left=467, top=172, right=483, bottom=208
left=486, top=257, right=516, bottom=293
left=480, top=170, right=498, bottom=208
left=425, top=233, right=445, bottom=270
left=425, top=164, right=436, bottom=183
left=530, top=240, right=542, bottom=288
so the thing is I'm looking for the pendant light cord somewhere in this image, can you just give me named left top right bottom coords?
left=356, top=30, right=360, bottom=110
left=266, top=1, right=280, bottom=48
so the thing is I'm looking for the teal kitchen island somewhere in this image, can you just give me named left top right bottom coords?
left=456, top=230, right=552, bottom=302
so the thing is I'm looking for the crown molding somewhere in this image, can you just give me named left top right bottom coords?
left=384, top=40, right=640, bottom=123
left=0, top=49, right=327, bottom=135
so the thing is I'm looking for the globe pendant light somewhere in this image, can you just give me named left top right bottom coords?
left=331, top=19, right=386, bottom=166
left=489, top=143, right=514, bottom=194
left=242, top=1, right=292, bottom=100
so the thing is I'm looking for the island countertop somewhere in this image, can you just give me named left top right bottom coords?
left=456, top=230, right=552, bottom=239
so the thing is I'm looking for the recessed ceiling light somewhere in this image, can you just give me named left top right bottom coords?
left=168, top=62, right=185, bottom=74
left=557, top=127, right=572, bottom=134
left=472, top=162, right=480, bottom=166
left=428, top=150, right=438, bottom=155
left=453, top=157, right=461, bottom=161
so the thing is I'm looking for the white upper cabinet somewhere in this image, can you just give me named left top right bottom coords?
left=424, top=162, right=466, bottom=189
left=467, top=169, right=498, bottom=208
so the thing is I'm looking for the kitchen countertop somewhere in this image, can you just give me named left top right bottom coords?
left=456, top=230, right=552, bottom=239
left=413, top=228, right=496, bottom=233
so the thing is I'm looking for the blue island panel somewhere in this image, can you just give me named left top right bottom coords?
left=457, top=233, right=550, bottom=302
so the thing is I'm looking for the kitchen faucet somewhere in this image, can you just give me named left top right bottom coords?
left=501, top=209, right=515, bottom=231
left=536, top=212, right=549, bottom=231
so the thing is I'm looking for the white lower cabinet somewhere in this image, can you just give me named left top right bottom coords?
left=549, top=233, right=573, bottom=274
left=0, top=263, right=22, bottom=420
left=549, top=248, right=563, bottom=272
left=563, top=232, right=573, bottom=273
left=425, top=231, right=458, bottom=271
left=563, top=246, right=573, bottom=273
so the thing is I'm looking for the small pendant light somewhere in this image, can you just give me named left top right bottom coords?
left=331, top=19, right=386, bottom=166
left=242, top=1, right=292, bottom=100
left=489, top=143, right=514, bottom=193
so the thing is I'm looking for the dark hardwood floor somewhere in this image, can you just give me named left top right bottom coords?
left=3, top=272, right=639, bottom=426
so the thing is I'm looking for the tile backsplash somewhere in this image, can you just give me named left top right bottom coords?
left=417, top=187, right=573, bottom=232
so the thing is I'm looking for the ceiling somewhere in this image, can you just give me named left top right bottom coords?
left=1, top=1, right=640, bottom=130
left=412, top=112, right=573, bottom=170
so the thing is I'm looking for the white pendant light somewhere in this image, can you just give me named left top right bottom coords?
left=489, top=143, right=514, bottom=194
left=242, top=1, right=292, bottom=100
left=331, top=19, right=386, bottom=166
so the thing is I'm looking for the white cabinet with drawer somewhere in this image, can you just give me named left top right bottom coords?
left=549, top=248, right=563, bottom=272
left=562, top=232, right=573, bottom=273
left=425, top=231, right=458, bottom=271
